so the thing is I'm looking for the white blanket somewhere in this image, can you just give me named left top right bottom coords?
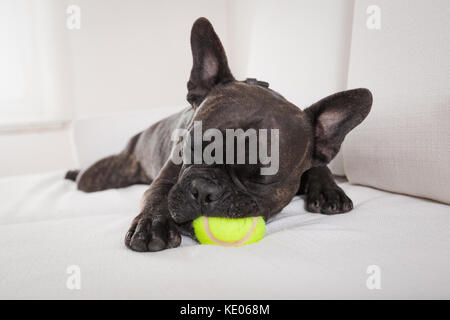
left=1, top=170, right=449, bottom=299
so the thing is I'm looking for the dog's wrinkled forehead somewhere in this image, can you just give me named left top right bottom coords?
left=188, top=81, right=312, bottom=172
left=194, top=81, right=303, bottom=127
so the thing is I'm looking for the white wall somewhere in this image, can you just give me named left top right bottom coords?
left=0, top=0, right=229, bottom=177
left=228, top=0, right=354, bottom=107
left=1, top=0, right=354, bottom=176
left=69, top=0, right=229, bottom=117
left=228, top=0, right=354, bottom=174
left=0, top=0, right=75, bottom=177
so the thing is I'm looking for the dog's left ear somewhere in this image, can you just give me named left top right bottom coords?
left=187, top=17, right=234, bottom=107
left=305, top=88, right=373, bottom=166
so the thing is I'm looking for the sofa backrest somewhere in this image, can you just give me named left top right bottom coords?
left=72, top=107, right=182, bottom=168
left=343, top=0, right=450, bottom=204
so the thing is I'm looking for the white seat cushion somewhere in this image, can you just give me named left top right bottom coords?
left=1, top=170, right=449, bottom=299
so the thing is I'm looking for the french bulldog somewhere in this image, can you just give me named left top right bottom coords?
left=66, top=17, right=372, bottom=252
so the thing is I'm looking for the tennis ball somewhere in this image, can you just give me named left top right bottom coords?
left=192, top=216, right=265, bottom=246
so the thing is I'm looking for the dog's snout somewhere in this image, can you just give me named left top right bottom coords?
left=190, top=178, right=222, bottom=205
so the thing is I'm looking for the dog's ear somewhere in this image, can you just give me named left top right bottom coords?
left=187, top=17, right=234, bottom=107
left=305, top=88, right=372, bottom=166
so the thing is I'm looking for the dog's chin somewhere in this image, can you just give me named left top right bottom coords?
left=170, top=212, right=192, bottom=224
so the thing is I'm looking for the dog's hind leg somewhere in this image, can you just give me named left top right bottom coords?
left=69, top=133, right=152, bottom=192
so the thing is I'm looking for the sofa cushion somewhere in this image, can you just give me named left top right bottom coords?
left=1, top=170, right=449, bottom=298
left=343, top=0, right=450, bottom=204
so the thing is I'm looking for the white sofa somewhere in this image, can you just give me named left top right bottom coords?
left=0, top=0, right=449, bottom=299
left=0, top=106, right=449, bottom=299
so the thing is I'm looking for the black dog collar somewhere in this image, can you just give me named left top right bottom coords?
left=243, top=78, right=269, bottom=88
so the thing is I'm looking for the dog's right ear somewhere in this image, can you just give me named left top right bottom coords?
left=305, top=88, right=372, bottom=166
left=187, top=17, right=234, bottom=107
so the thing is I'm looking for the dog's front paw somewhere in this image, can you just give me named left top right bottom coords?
left=305, top=185, right=353, bottom=215
left=125, top=214, right=181, bottom=252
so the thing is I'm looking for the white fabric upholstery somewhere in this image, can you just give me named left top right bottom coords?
left=328, top=150, right=345, bottom=177
left=0, top=170, right=449, bottom=299
left=72, top=107, right=183, bottom=168
left=343, top=0, right=450, bottom=204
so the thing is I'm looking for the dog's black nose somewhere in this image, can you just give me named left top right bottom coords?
left=190, top=178, right=222, bottom=205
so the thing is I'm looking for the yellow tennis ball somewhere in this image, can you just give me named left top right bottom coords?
left=192, top=216, right=266, bottom=246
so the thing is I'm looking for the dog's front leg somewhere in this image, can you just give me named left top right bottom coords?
left=125, top=161, right=181, bottom=252
left=298, top=166, right=353, bottom=215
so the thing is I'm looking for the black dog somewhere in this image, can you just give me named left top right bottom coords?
left=66, top=17, right=372, bottom=252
